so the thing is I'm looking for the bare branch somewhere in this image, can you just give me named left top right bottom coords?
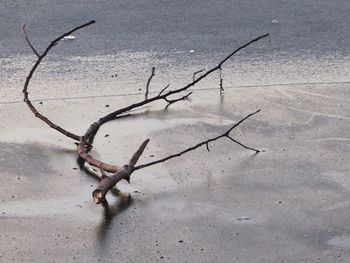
left=226, top=136, right=259, bottom=153
left=100, top=168, right=107, bottom=179
left=22, top=20, right=95, bottom=141
left=157, top=84, right=170, bottom=97
left=75, top=34, right=269, bottom=178
left=134, top=109, right=261, bottom=170
left=193, top=68, right=205, bottom=81
left=22, top=21, right=267, bottom=205
left=22, top=25, right=40, bottom=58
left=206, top=142, right=210, bottom=152
left=129, top=139, right=150, bottom=166
left=86, top=33, right=269, bottom=140
left=145, top=67, right=155, bottom=100
left=92, top=139, right=150, bottom=204
left=218, top=34, right=269, bottom=67
left=92, top=167, right=133, bottom=204
left=77, top=138, right=121, bottom=173
left=164, top=92, right=192, bottom=105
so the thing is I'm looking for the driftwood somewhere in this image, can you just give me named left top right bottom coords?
left=22, top=20, right=268, bottom=204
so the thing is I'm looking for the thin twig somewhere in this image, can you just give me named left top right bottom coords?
left=193, top=68, right=205, bottom=81
left=22, top=25, right=40, bottom=58
left=145, top=67, right=155, bottom=100
left=157, top=84, right=170, bottom=97
left=226, top=136, right=259, bottom=153
left=164, top=92, right=192, bottom=105
left=134, top=109, right=261, bottom=170
left=22, top=20, right=95, bottom=141
left=22, top=21, right=267, bottom=205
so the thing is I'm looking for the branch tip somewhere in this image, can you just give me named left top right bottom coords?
left=206, top=143, right=210, bottom=152
left=145, top=67, right=155, bottom=100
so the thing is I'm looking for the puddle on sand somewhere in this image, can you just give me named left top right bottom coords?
left=327, top=236, right=350, bottom=248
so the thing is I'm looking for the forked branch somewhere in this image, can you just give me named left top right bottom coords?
left=22, top=20, right=268, bottom=205
left=92, top=139, right=150, bottom=204
left=92, top=109, right=260, bottom=203
left=135, top=109, right=261, bottom=170
left=22, top=20, right=95, bottom=141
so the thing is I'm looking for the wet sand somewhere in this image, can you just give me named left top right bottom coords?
left=1, top=1, right=350, bottom=262
left=1, top=82, right=350, bottom=262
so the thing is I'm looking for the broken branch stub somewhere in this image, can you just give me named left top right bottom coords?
left=22, top=20, right=268, bottom=204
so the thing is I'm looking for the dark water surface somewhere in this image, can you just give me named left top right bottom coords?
left=1, top=0, right=350, bottom=57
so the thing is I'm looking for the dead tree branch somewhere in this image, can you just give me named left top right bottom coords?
left=145, top=67, right=155, bottom=100
left=164, top=92, right=192, bottom=105
left=193, top=68, right=205, bottom=81
left=92, top=109, right=260, bottom=203
left=75, top=31, right=268, bottom=202
left=134, top=109, right=260, bottom=170
left=157, top=84, right=170, bottom=97
left=22, top=20, right=268, bottom=204
left=22, top=25, right=40, bottom=58
left=80, top=33, right=269, bottom=144
left=22, top=20, right=95, bottom=141
left=92, top=139, right=150, bottom=204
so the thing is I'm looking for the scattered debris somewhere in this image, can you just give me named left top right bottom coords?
left=63, top=35, right=76, bottom=40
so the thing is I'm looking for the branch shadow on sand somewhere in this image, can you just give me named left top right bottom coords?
left=96, top=193, right=133, bottom=245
